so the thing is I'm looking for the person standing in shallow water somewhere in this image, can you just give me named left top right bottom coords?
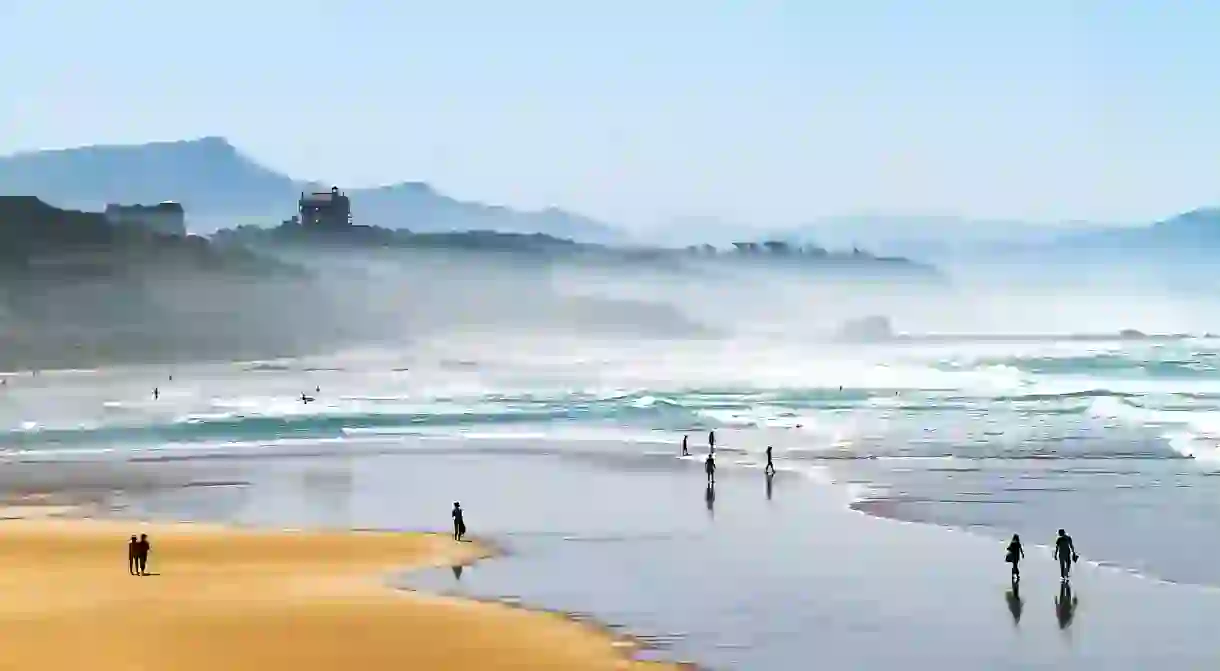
left=1053, top=529, right=1077, bottom=581
left=1006, top=534, right=1025, bottom=582
left=705, top=452, right=716, bottom=485
left=708, top=430, right=716, bottom=454
left=682, top=435, right=689, bottom=456
left=764, top=446, right=776, bottom=475
left=452, top=502, right=466, bottom=541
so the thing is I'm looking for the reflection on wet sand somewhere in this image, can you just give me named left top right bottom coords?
left=1005, top=581, right=1023, bottom=626
left=1055, top=581, right=1079, bottom=631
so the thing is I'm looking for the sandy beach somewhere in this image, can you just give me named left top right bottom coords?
left=0, top=507, right=682, bottom=671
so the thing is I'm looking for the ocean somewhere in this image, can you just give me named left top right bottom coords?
left=5, top=333, right=1220, bottom=667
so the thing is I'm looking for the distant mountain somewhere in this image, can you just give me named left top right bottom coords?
left=643, top=214, right=1119, bottom=259
left=771, top=215, right=1118, bottom=259
left=987, top=208, right=1220, bottom=265
left=0, top=137, right=623, bottom=243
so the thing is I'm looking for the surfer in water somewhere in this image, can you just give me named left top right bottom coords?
left=1053, top=529, right=1078, bottom=581
left=682, top=435, right=689, bottom=456
left=705, top=452, right=716, bottom=485
left=764, top=446, right=776, bottom=475
left=301, top=392, right=314, bottom=404
left=1006, top=534, right=1025, bottom=582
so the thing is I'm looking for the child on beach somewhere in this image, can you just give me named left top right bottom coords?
left=1005, top=534, right=1024, bottom=581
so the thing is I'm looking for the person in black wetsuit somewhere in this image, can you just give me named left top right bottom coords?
left=452, top=502, right=466, bottom=541
left=1006, top=534, right=1025, bottom=582
left=705, top=452, right=716, bottom=485
left=1053, top=529, right=1077, bottom=581
left=682, top=435, right=689, bottom=456
left=708, top=430, right=716, bottom=454
left=764, top=446, right=776, bottom=475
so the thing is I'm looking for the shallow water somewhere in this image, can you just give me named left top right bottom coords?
left=119, top=444, right=1220, bottom=670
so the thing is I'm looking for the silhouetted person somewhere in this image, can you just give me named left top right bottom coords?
left=765, top=470, right=774, bottom=500
left=1006, top=534, right=1025, bottom=582
left=1006, top=581, right=1024, bottom=625
left=764, top=446, right=776, bottom=475
left=705, top=453, right=716, bottom=485
left=153, top=387, right=159, bottom=400
left=1055, top=581, right=1078, bottom=630
left=127, top=535, right=139, bottom=575
left=682, top=435, right=689, bottom=456
left=452, top=502, right=466, bottom=541
left=1053, top=529, right=1077, bottom=581
left=316, top=386, right=320, bottom=393
left=708, top=430, right=716, bottom=454
left=136, top=533, right=150, bottom=575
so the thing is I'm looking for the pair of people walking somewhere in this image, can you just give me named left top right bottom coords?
left=127, top=534, right=151, bottom=576
left=1006, top=529, right=1077, bottom=582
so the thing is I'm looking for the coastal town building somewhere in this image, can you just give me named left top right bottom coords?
left=103, top=201, right=187, bottom=236
left=298, top=186, right=352, bottom=228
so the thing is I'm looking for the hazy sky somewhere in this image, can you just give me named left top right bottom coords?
left=2, top=1, right=1218, bottom=227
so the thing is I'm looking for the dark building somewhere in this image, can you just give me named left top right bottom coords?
left=298, top=186, right=352, bottom=228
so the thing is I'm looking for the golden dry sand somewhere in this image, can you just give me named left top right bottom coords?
left=0, top=513, right=683, bottom=671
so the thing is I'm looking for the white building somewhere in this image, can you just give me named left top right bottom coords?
left=103, top=201, right=187, bottom=236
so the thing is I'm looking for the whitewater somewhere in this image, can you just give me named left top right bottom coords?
left=4, top=333, right=1220, bottom=587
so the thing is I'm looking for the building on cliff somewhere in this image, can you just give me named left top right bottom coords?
left=103, top=201, right=187, bottom=236
left=298, top=186, right=352, bottom=228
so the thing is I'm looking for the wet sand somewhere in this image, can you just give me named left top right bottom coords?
left=0, top=509, right=682, bottom=671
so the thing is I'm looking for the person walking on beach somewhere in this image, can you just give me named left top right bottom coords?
left=705, top=452, right=716, bottom=486
left=136, top=533, right=151, bottom=576
left=764, top=446, right=776, bottom=475
left=708, top=430, right=716, bottom=454
left=452, top=502, right=466, bottom=542
left=1053, top=529, right=1077, bottom=581
left=127, top=535, right=139, bottom=575
left=1006, top=534, right=1025, bottom=582
left=682, top=435, right=689, bottom=456
left=153, top=387, right=159, bottom=400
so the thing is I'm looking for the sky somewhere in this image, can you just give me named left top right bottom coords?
left=1, top=0, right=1218, bottom=229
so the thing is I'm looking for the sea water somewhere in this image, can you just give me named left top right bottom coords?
left=5, top=335, right=1220, bottom=666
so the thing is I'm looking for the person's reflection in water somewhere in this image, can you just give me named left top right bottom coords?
left=1055, top=581, right=1079, bottom=630
left=1005, top=580, right=1024, bottom=626
left=705, top=483, right=716, bottom=516
left=451, top=564, right=464, bottom=581
left=765, top=470, right=775, bottom=501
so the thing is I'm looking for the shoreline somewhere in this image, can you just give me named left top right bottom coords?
left=0, top=496, right=690, bottom=671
